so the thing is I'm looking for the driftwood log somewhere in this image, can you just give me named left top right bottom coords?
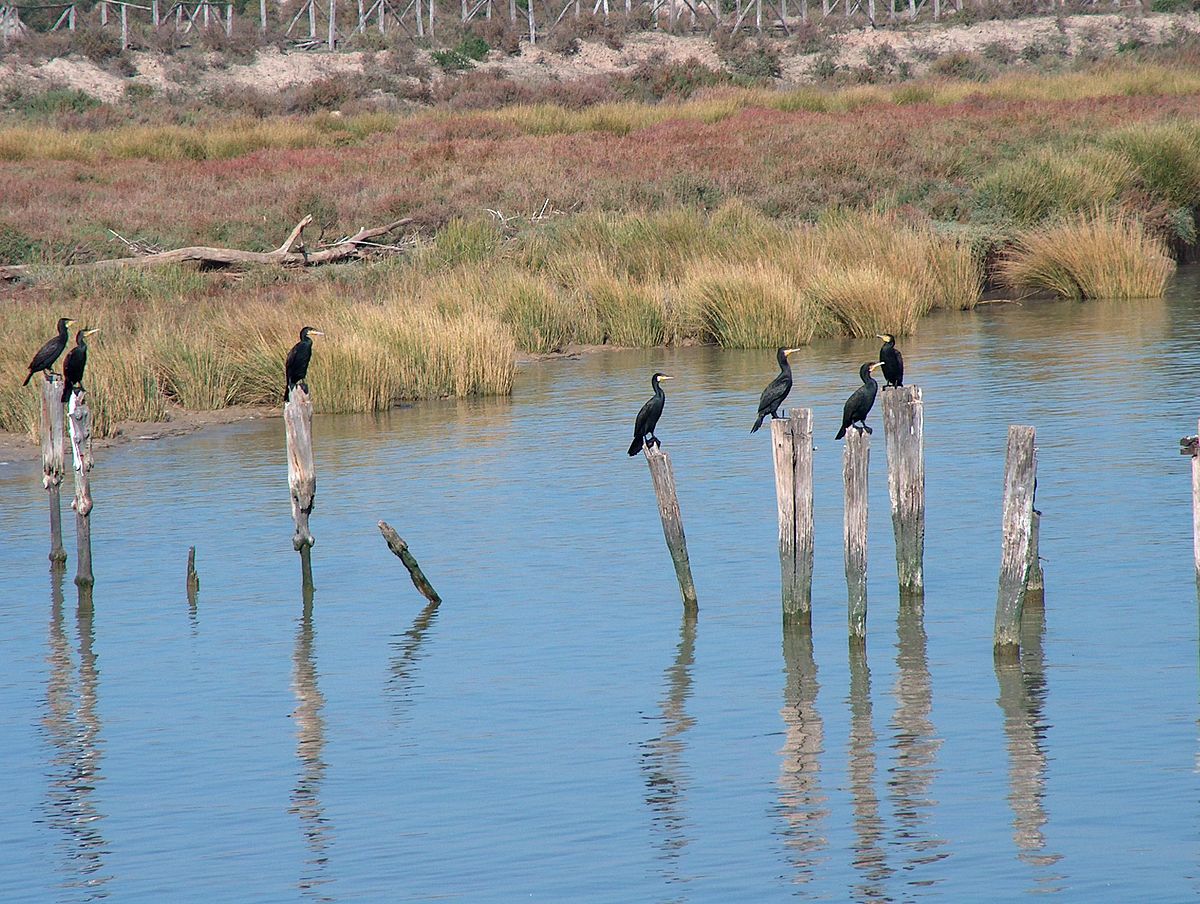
left=378, top=521, right=442, bottom=604
left=0, top=216, right=414, bottom=281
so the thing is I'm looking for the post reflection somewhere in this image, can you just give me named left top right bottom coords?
left=995, top=599, right=1064, bottom=892
left=640, top=609, right=697, bottom=886
left=41, top=566, right=111, bottom=900
left=888, top=607, right=949, bottom=881
left=848, top=642, right=890, bottom=901
left=777, top=618, right=828, bottom=885
left=387, top=598, right=442, bottom=717
left=290, top=554, right=335, bottom=902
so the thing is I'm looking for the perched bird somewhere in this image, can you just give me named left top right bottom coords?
left=877, top=333, right=903, bottom=389
left=835, top=362, right=884, bottom=440
left=61, top=328, right=100, bottom=403
left=751, top=346, right=803, bottom=433
left=22, top=317, right=74, bottom=386
left=628, top=372, right=674, bottom=457
left=284, top=326, right=324, bottom=402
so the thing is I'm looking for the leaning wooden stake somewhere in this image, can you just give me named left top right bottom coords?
left=771, top=409, right=814, bottom=620
left=39, top=375, right=67, bottom=564
left=284, top=386, right=316, bottom=551
left=378, top=521, right=442, bottom=604
left=843, top=429, right=870, bottom=641
left=882, top=386, right=925, bottom=601
left=67, top=391, right=94, bottom=589
left=644, top=445, right=698, bottom=610
left=994, top=425, right=1037, bottom=652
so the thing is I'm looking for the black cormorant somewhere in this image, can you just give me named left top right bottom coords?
left=751, top=346, right=803, bottom=433
left=22, top=317, right=74, bottom=386
left=61, top=328, right=99, bottom=403
left=628, top=372, right=673, bottom=456
left=877, top=333, right=903, bottom=389
left=835, top=362, right=884, bottom=440
left=284, top=326, right=324, bottom=402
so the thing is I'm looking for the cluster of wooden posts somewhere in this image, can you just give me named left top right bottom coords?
left=37, top=377, right=95, bottom=595
left=638, top=385, right=1045, bottom=654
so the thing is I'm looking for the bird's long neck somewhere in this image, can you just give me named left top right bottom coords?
left=652, top=377, right=665, bottom=398
left=58, top=322, right=69, bottom=341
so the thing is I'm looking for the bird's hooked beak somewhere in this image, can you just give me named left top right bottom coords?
left=659, top=374, right=674, bottom=380
left=84, top=328, right=100, bottom=336
left=309, top=330, right=325, bottom=338
left=869, top=361, right=885, bottom=371
left=876, top=333, right=890, bottom=341
left=784, top=347, right=803, bottom=356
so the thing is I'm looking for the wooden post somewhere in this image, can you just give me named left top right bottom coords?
left=882, top=386, right=924, bottom=603
left=120, top=2, right=127, bottom=46
left=994, top=425, right=1036, bottom=652
left=1026, top=508, right=1044, bottom=602
left=186, top=545, right=200, bottom=605
left=644, top=445, right=698, bottom=610
left=428, top=0, right=433, bottom=35
left=260, top=0, right=266, bottom=29
left=327, top=0, right=334, bottom=47
left=39, top=375, right=67, bottom=565
left=1188, top=422, right=1200, bottom=580
left=225, top=2, right=232, bottom=34
left=843, top=429, right=869, bottom=641
left=378, top=521, right=442, bottom=604
left=284, top=386, right=316, bottom=551
left=152, top=0, right=159, bottom=25
left=771, top=410, right=814, bottom=620
left=67, top=392, right=94, bottom=589
left=100, top=0, right=108, bottom=25
left=525, top=0, right=533, bottom=43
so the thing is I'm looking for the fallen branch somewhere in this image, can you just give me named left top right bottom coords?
left=1, top=215, right=413, bottom=281
left=378, top=520, right=442, bottom=605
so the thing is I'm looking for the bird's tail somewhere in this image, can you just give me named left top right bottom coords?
left=835, top=425, right=847, bottom=440
left=22, top=371, right=32, bottom=386
left=750, top=413, right=765, bottom=433
left=628, top=435, right=644, bottom=457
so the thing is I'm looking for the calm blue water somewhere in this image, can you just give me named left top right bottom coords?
left=1, top=278, right=1199, bottom=902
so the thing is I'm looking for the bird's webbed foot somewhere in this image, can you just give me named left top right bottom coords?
left=862, top=423, right=873, bottom=435
left=650, top=435, right=662, bottom=448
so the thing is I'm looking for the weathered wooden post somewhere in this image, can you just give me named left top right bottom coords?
left=771, top=409, right=814, bottom=621
left=994, top=426, right=1037, bottom=652
left=39, top=375, right=67, bottom=565
left=882, top=386, right=925, bottom=603
left=644, top=445, right=698, bottom=610
left=67, top=391, right=94, bottom=589
left=1026, top=508, right=1044, bottom=603
left=1184, top=424, right=1200, bottom=581
left=186, top=545, right=200, bottom=606
left=284, top=386, right=316, bottom=551
left=843, top=429, right=870, bottom=641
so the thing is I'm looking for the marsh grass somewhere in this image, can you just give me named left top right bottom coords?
left=998, top=212, right=1175, bottom=300
left=685, top=260, right=819, bottom=348
left=975, top=147, right=1136, bottom=225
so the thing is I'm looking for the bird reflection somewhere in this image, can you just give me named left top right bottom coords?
left=888, top=607, right=949, bottom=882
left=40, top=568, right=111, bottom=899
left=995, top=599, right=1064, bottom=892
left=640, top=609, right=697, bottom=882
left=776, top=618, right=828, bottom=884
left=290, top=554, right=335, bottom=902
left=848, top=642, right=890, bottom=901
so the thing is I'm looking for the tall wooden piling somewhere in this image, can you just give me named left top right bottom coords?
left=67, top=391, right=94, bottom=589
left=186, top=546, right=200, bottom=607
left=994, top=426, right=1037, bottom=652
left=843, top=429, right=870, bottom=641
left=881, top=386, right=925, bottom=602
left=1187, top=420, right=1200, bottom=580
left=284, top=386, right=316, bottom=551
left=771, top=409, right=814, bottom=621
left=39, top=375, right=67, bottom=564
left=644, top=445, right=698, bottom=610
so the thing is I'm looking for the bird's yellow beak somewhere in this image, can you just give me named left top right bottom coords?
left=659, top=375, right=674, bottom=380
left=870, top=361, right=885, bottom=371
left=310, top=330, right=325, bottom=338
left=876, top=334, right=888, bottom=340
left=784, top=347, right=803, bottom=356
left=85, top=328, right=100, bottom=336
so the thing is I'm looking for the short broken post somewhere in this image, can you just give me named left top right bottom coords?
left=39, top=375, right=67, bottom=565
left=771, top=409, right=814, bottom=621
left=186, top=546, right=200, bottom=606
left=378, top=521, right=442, bottom=604
left=284, top=386, right=316, bottom=551
left=843, top=428, right=870, bottom=641
left=882, top=386, right=925, bottom=603
left=994, top=425, right=1037, bottom=653
left=67, top=391, right=94, bottom=589
left=644, top=445, right=698, bottom=610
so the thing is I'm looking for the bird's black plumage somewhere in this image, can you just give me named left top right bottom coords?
left=751, top=346, right=801, bottom=433
left=628, top=372, right=673, bottom=456
left=61, top=328, right=97, bottom=403
left=284, top=326, right=323, bottom=402
left=877, top=333, right=903, bottom=389
left=835, top=362, right=883, bottom=440
left=23, top=317, right=73, bottom=386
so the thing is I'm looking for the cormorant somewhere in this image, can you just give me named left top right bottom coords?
left=22, top=317, right=74, bottom=386
left=284, top=326, right=324, bottom=402
left=877, top=333, right=903, bottom=389
left=751, top=346, right=803, bottom=433
left=61, top=328, right=99, bottom=403
left=628, top=372, right=673, bottom=456
left=835, top=362, right=884, bottom=440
